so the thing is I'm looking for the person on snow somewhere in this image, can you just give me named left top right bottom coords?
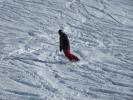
left=58, top=29, right=79, bottom=62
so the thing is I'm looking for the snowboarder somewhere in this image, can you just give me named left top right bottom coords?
left=58, top=29, right=79, bottom=62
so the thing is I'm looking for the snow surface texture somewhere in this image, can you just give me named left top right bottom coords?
left=0, top=0, right=133, bottom=100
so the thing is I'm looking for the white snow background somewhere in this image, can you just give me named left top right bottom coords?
left=0, top=0, right=133, bottom=100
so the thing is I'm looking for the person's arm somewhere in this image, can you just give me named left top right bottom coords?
left=60, top=38, right=63, bottom=52
left=60, top=45, right=62, bottom=52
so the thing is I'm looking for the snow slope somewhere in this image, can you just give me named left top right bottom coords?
left=0, top=0, right=133, bottom=100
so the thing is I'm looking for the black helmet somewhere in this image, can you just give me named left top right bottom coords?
left=58, top=29, right=63, bottom=35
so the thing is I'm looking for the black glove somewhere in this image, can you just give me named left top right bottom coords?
left=60, top=46, right=62, bottom=52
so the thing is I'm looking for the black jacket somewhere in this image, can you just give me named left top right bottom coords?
left=59, top=33, right=70, bottom=52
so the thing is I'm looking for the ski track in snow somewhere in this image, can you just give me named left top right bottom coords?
left=0, top=0, right=133, bottom=100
